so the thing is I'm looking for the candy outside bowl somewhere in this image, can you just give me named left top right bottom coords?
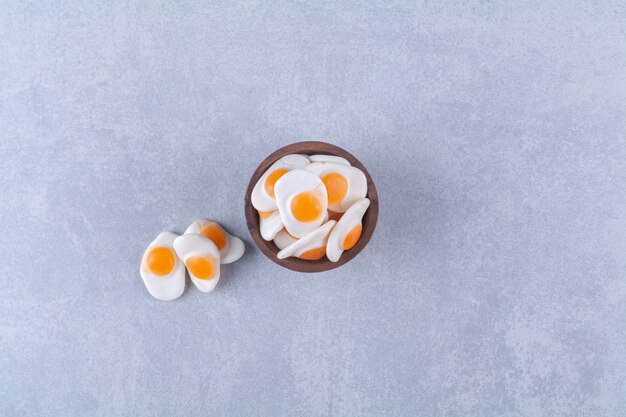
left=244, top=141, right=378, bottom=272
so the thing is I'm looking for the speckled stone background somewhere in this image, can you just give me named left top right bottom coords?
left=1, top=2, right=625, bottom=416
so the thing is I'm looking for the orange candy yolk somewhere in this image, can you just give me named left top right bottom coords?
left=342, top=225, right=362, bottom=250
left=321, top=173, right=348, bottom=205
left=200, top=222, right=228, bottom=251
left=298, top=246, right=326, bottom=260
left=146, top=246, right=175, bottom=276
left=185, top=254, right=216, bottom=280
left=258, top=210, right=274, bottom=219
left=291, top=191, right=323, bottom=222
left=264, top=169, right=288, bottom=197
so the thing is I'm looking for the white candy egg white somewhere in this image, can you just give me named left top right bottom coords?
left=258, top=211, right=283, bottom=241
left=273, top=212, right=328, bottom=250
left=277, top=220, right=337, bottom=260
left=173, top=234, right=221, bottom=293
left=274, top=169, right=328, bottom=238
left=308, top=154, right=351, bottom=166
left=306, top=162, right=367, bottom=213
left=140, top=232, right=186, bottom=301
left=251, top=154, right=310, bottom=212
left=184, top=219, right=245, bottom=264
left=273, top=228, right=299, bottom=250
left=326, top=198, right=370, bottom=262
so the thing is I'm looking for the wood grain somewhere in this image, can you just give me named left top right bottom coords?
left=244, top=141, right=379, bottom=273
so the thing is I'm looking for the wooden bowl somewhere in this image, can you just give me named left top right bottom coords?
left=244, top=141, right=378, bottom=272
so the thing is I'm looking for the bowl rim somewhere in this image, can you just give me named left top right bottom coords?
left=244, top=141, right=378, bottom=272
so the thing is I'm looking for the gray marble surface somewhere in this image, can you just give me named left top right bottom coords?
left=1, top=2, right=625, bottom=416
